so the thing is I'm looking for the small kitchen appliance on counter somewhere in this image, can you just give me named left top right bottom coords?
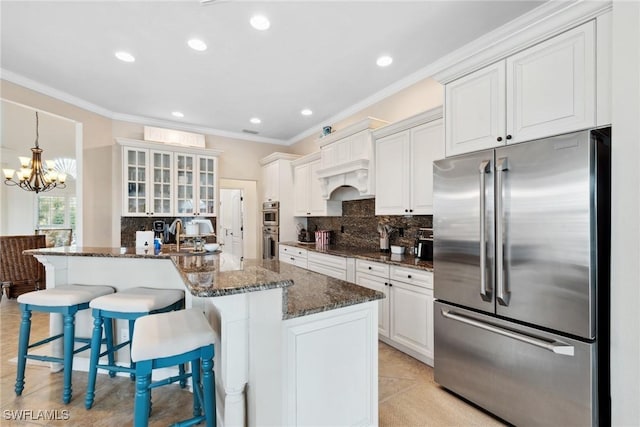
left=415, top=228, right=433, bottom=261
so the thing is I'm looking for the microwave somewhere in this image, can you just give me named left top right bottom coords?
left=262, top=201, right=279, bottom=226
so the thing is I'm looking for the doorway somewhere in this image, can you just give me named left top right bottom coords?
left=219, top=189, right=244, bottom=259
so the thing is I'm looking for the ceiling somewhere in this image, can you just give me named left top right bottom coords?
left=1, top=1, right=544, bottom=145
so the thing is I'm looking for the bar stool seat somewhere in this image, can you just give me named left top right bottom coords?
left=131, top=308, right=216, bottom=427
left=85, top=287, right=185, bottom=409
left=15, top=284, right=116, bottom=404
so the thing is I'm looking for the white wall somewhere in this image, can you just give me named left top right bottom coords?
left=611, top=1, right=640, bottom=425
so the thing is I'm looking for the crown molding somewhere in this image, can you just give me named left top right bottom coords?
left=259, top=152, right=301, bottom=166
left=291, top=151, right=321, bottom=167
left=316, top=117, right=388, bottom=147
left=372, top=106, right=443, bottom=139
left=2, top=68, right=114, bottom=118
left=431, top=0, right=612, bottom=84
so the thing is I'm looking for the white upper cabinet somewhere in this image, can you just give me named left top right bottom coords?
left=260, top=152, right=300, bottom=203
left=374, top=108, right=444, bottom=216
left=506, top=21, right=595, bottom=144
left=293, top=153, right=341, bottom=217
left=118, top=138, right=221, bottom=217
left=445, top=20, right=598, bottom=157
left=445, top=62, right=506, bottom=156
left=262, top=161, right=279, bottom=202
left=122, top=146, right=173, bottom=217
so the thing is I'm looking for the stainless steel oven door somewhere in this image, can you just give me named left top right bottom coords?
left=262, top=209, right=279, bottom=226
left=263, top=226, right=279, bottom=259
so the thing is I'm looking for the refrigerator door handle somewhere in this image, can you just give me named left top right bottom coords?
left=495, top=157, right=510, bottom=306
left=440, top=309, right=575, bottom=356
left=478, top=160, right=492, bottom=301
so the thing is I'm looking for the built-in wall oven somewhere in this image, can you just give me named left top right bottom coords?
left=263, top=226, right=279, bottom=259
left=262, top=201, right=279, bottom=226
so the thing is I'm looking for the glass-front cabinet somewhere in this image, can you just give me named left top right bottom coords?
left=119, top=139, right=220, bottom=217
left=124, top=147, right=148, bottom=216
left=175, top=154, right=217, bottom=217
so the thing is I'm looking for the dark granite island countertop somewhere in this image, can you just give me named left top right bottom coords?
left=26, top=246, right=384, bottom=320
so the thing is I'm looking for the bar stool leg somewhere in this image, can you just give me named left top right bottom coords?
left=202, top=348, right=216, bottom=427
left=129, top=319, right=136, bottom=380
left=86, top=313, right=104, bottom=409
left=103, top=317, right=116, bottom=377
left=15, top=307, right=32, bottom=396
left=134, top=362, right=152, bottom=427
left=62, top=310, right=76, bottom=404
left=191, top=358, right=202, bottom=418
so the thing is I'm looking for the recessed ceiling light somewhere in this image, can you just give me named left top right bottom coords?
left=172, top=111, right=184, bottom=118
left=376, top=55, right=393, bottom=67
left=250, top=15, right=271, bottom=31
left=250, top=117, right=261, bottom=124
left=187, top=38, right=207, bottom=52
left=115, top=51, right=135, bottom=63
left=301, top=109, right=313, bottom=116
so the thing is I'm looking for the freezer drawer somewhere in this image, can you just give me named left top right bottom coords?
left=434, top=301, right=597, bottom=426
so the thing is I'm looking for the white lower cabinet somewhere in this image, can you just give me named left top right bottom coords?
left=356, top=259, right=434, bottom=366
left=279, top=245, right=308, bottom=269
left=307, top=251, right=348, bottom=281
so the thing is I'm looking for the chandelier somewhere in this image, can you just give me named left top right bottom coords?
left=3, top=112, right=67, bottom=194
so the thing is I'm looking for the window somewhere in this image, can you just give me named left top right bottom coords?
left=37, top=195, right=76, bottom=243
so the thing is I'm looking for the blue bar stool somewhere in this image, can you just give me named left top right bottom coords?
left=85, top=287, right=185, bottom=409
left=15, top=284, right=116, bottom=404
left=131, top=308, right=216, bottom=427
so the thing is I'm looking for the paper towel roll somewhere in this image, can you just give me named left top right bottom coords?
left=136, top=231, right=155, bottom=248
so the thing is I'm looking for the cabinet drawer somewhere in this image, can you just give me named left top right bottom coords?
left=390, top=265, right=433, bottom=289
left=307, top=251, right=347, bottom=270
left=279, top=245, right=308, bottom=259
left=280, top=252, right=308, bottom=269
left=307, top=262, right=346, bottom=281
left=355, top=259, right=389, bottom=278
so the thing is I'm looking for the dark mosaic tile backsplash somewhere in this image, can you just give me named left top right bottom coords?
left=120, top=216, right=217, bottom=247
left=306, top=199, right=432, bottom=252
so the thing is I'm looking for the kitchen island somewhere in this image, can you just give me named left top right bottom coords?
left=27, top=247, right=383, bottom=427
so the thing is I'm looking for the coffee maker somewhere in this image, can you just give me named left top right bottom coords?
left=153, top=220, right=166, bottom=243
left=414, top=228, right=433, bottom=261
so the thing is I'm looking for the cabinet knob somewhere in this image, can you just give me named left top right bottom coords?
left=384, top=282, right=388, bottom=286
left=506, top=134, right=512, bottom=140
left=389, top=283, right=393, bottom=287
left=409, top=209, right=413, bottom=213
left=290, top=257, right=295, bottom=261
left=368, top=266, right=372, bottom=270
left=497, top=136, right=503, bottom=142
left=407, top=275, right=412, bottom=279
left=404, top=209, right=408, bottom=213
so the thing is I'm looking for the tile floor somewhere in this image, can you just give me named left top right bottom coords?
left=1, top=297, right=504, bottom=426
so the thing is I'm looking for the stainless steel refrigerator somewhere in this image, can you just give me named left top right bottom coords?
left=433, top=128, right=610, bottom=426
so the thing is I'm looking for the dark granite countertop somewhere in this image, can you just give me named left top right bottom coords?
left=279, top=242, right=433, bottom=271
left=25, top=246, right=384, bottom=320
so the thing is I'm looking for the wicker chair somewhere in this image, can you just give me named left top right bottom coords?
left=0, top=235, right=46, bottom=300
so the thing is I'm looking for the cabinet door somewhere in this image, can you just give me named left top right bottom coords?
left=123, top=147, right=148, bottom=216
left=197, top=155, right=217, bottom=216
left=356, top=272, right=390, bottom=337
left=410, top=119, right=444, bottom=215
left=375, top=131, right=409, bottom=215
left=175, top=153, right=196, bottom=215
left=507, top=21, right=595, bottom=144
left=150, top=150, right=173, bottom=216
left=389, top=280, right=431, bottom=358
left=445, top=61, right=506, bottom=156
left=262, top=162, right=278, bottom=202
left=308, top=160, right=326, bottom=216
left=293, top=163, right=309, bottom=216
